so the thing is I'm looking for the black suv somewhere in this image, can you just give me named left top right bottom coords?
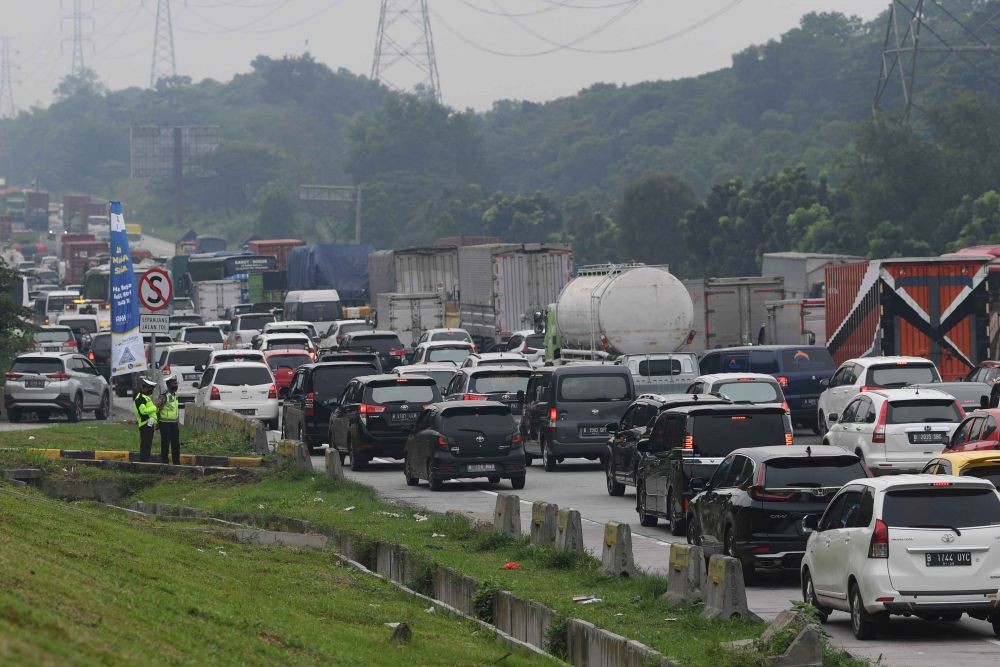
left=443, top=366, right=532, bottom=415
left=403, top=401, right=526, bottom=491
left=604, top=393, right=729, bottom=496
left=282, top=361, right=380, bottom=451
left=634, top=403, right=793, bottom=535
left=328, top=374, right=441, bottom=470
left=521, top=364, right=635, bottom=471
left=340, top=330, right=406, bottom=370
left=687, top=445, right=867, bottom=583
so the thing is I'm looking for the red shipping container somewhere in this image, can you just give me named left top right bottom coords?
left=64, top=241, right=110, bottom=284
left=826, top=257, right=990, bottom=380
left=24, top=190, right=49, bottom=212
left=62, top=194, right=90, bottom=225
left=247, top=239, right=304, bottom=271
left=57, top=233, right=96, bottom=260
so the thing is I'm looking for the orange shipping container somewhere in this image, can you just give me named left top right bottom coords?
left=247, top=239, right=304, bottom=271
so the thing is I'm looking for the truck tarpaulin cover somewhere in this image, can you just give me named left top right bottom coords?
left=286, top=244, right=374, bottom=300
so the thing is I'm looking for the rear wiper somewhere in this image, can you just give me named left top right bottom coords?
left=909, top=523, right=962, bottom=536
left=923, top=418, right=952, bottom=423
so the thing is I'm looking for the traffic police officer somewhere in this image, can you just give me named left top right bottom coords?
left=134, top=377, right=158, bottom=462
left=157, top=375, right=181, bottom=465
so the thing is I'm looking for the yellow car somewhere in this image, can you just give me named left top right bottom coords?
left=921, top=451, right=1000, bottom=487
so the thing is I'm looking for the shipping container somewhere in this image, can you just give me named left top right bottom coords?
left=684, top=276, right=786, bottom=353
left=367, top=250, right=395, bottom=303
left=194, top=280, right=243, bottom=321
left=63, top=241, right=109, bottom=284
left=57, top=233, right=97, bottom=260
left=761, top=252, right=865, bottom=299
left=376, top=292, right=445, bottom=347
left=458, top=243, right=573, bottom=347
left=62, top=194, right=90, bottom=228
left=367, top=246, right=461, bottom=307
left=764, top=298, right=826, bottom=346
left=825, top=258, right=990, bottom=380
left=81, top=201, right=106, bottom=221
left=247, top=239, right=304, bottom=271
left=248, top=270, right=288, bottom=304
left=24, top=190, right=50, bottom=212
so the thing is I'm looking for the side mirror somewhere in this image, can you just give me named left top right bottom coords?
left=828, top=413, right=839, bottom=423
left=819, top=378, right=830, bottom=387
left=278, top=387, right=289, bottom=399
left=802, top=515, right=820, bottom=532
left=192, top=381, right=200, bottom=389
left=606, top=422, right=618, bottom=433
left=689, top=477, right=707, bottom=494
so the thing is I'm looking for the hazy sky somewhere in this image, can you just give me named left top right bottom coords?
left=6, top=1, right=886, bottom=111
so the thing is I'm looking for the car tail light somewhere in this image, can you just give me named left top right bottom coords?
left=4, top=372, right=21, bottom=380
left=860, top=385, right=880, bottom=392
left=776, top=376, right=789, bottom=388
left=930, top=481, right=953, bottom=487
left=46, top=372, right=70, bottom=380
left=235, top=333, right=242, bottom=344
left=524, top=347, right=538, bottom=354
left=781, top=401, right=790, bottom=413
left=161, top=364, right=171, bottom=374
left=512, top=432, right=522, bottom=445
left=785, top=432, right=793, bottom=446
left=389, top=348, right=406, bottom=358
left=548, top=406, right=558, bottom=431
left=868, top=519, right=889, bottom=558
left=872, top=401, right=889, bottom=444
left=305, top=391, right=315, bottom=417
left=360, top=403, right=386, bottom=415
left=684, top=434, right=693, bottom=449
left=267, top=384, right=277, bottom=399
left=436, top=435, right=450, bottom=449
left=66, top=340, right=76, bottom=348
left=751, top=546, right=771, bottom=554
left=88, top=352, right=95, bottom=360
left=749, top=485, right=793, bottom=501
left=210, top=386, right=221, bottom=400
left=463, top=393, right=489, bottom=401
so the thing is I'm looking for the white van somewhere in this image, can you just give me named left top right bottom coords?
left=40, top=289, right=81, bottom=325
left=282, top=289, right=343, bottom=333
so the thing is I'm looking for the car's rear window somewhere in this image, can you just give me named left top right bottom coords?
left=407, top=370, right=454, bottom=390
left=167, top=349, right=212, bottom=367
left=46, top=296, right=76, bottom=311
left=367, top=381, right=439, bottom=404
left=212, top=353, right=263, bottom=364
left=427, top=347, right=472, bottom=364
left=525, top=334, right=545, bottom=349
left=298, top=301, right=341, bottom=321
left=638, top=359, right=686, bottom=376
left=337, top=322, right=370, bottom=336
left=691, top=413, right=787, bottom=457
left=867, top=364, right=939, bottom=387
left=763, top=456, right=866, bottom=488
left=265, top=338, right=309, bottom=350
left=469, top=372, right=530, bottom=395
left=214, top=366, right=273, bottom=386
left=961, top=464, right=1000, bottom=487
left=11, top=358, right=64, bottom=374
left=348, top=335, right=401, bottom=354
left=887, top=399, right=962, bottom=424
left=714, top=380, right=780, bottom=403
left=59, top=318, right=97, bottom=333
left=440, top=407, right=514, bottom=435
left=313, top=366, right=376, bottom=396
left=236, top=314, right=274, bottom=331
left=882, top=487, right=1000, bottom=528
left=184, top=328, right=223, bottom=343
left=267, top=354, right=311, bottom=371
left=780, top=348, right=836, bottom=371
left=430, top=332, right=470, bottom=342
left=558, top=374, right=631, bottom=402
left=34, top=330, right=72, bottom=342
left=91, top=335, right=111, bottom=355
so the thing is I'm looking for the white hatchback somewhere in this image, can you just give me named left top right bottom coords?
left=193, top=361, right=279, bottom=429
left=801, top=475, right=1000, bottom=639
left=823, top=388, right=962, bottom=474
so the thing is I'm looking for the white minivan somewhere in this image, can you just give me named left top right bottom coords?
left=282, top=289, right=342, bottom=334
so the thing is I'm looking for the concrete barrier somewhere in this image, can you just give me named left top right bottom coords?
left=433, top=567, right=477, bottom=616
left=183, top=405, right=270, bottom=454
left=599, top=521, right=635, bottom=577
left=493, top=494, right=521, bottom=537
left=275, top=440, right=313, bottom=471
left=529, top=501, right=558, bottom=547
left=554, top=507, right=584, bottom=556
left=663, top=543, right=705, bottom=606
left=566, top=618, right=668, bottom=667
left=701, top=555, right=758, bottom=621
left=493, top=591, right=555, bottom=650
left=324, top=449, right=344, bottom=480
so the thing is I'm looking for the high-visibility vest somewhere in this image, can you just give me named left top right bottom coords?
left=134, top=393, right=158, bottom=427
left=160, top=392, right=179, bottom=422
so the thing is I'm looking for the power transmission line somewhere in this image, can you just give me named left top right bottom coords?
left=0, top=37, right=16, bottom=118
left=372, top=0, right=442, bottom=103
left=151, top=0, right=177, bottom=86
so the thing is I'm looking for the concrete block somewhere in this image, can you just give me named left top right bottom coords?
left=701, top=555, right=759, bottom=621
left=493, top=494, right=521, bottom=537
left=763, top=625, right=823, bottom=667
left=232, top=529, right=328, bottom=549
left=761, top=610, right=810, bottom=644
left=529, top=501, right=557, bottom=547
left=3, top=468, right=43, bottom=481
left=324, top=449, right=344, bottom=480
left=42, top=478, right=128, bottom=504
left=600, top=521, right=636, bottom=577
left=554, top=507, right=584, bottom=556
left=275, top=439, right=312, bottom=471
left=663, top=543, right=705, bottom=606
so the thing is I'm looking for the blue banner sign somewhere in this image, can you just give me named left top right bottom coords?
left=109, top=201, right=145, bottom=376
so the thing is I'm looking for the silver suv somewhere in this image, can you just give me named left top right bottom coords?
left=4, top=352, right=110, bottom=422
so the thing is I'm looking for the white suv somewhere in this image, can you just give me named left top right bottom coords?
left=193, top=361, right=278, bottom=429
left=817, top=356, right=941, bottom=434
left=801, top=475, right=1000, bottom=639
left=686, top=372, right=786, bottom=410
left=822, top=388, right=962, bottom=474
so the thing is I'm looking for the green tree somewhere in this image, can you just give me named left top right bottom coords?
left=482, top=192, right=562, bottom=243
left=616, top=173, right=698, bottom=268
left=946, top=191, right=1000, bottom=250
left=0, top=263, right=34, bottom=371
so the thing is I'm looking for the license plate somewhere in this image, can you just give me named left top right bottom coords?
left=234, top=408, right=256, bottom=415
left=467, top=463, right=496, bottom=473
left=390, top=412, right=417, bottom=422
left=925, top=551, right=971, bottom=567
left=25, top=380, right=45, bottom=388
left=580, top=426, right=607, bottom=437
left=911, top=432, right=945, bottom=443
left=801, top=398, right=817, bottom=407
left=183, top=373, right=199, bottom=381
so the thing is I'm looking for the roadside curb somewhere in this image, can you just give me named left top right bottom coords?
left=18, top=448, right=263, bottom=467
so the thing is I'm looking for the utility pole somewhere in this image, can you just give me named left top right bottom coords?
left=63, top=0, right=93, bottom=77
left=371, top=0, right=442, bottom=103
left=0, top=37, right=15, bottom=119
left=150, top=0, right=177, bottom=87
left=354, top=186, right=363, bottom=244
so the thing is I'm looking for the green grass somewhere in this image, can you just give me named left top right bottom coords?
left=134, top=470, right=768, bottom=666
left=0, top=422, right=259, bottom=457
left=0, top=486, right=553, bottom=666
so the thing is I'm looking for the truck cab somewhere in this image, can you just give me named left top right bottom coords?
left=619, top=353, right=698, bottom=395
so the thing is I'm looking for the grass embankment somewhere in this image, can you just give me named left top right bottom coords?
left=135, top=470, right=770, bottom=666
left=0, top=486, right=552, bottom=666
left=0, top=422, right=258, bottom=457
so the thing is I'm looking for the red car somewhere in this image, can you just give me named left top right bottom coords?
left=264, top=350, right=313, bottom=393
left=946, top=408, right=1000, bottom=452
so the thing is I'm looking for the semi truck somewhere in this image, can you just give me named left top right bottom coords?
left=683, top=276, right=786, bottom=353
left=375, top=292, right=445, bottom=348
left=194, top=280, right=243, bottom=321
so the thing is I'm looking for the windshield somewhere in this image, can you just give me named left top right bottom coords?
left=348, top=335, right=401, bottom=355
left=960, top=464, right=1000, bottom=487
left=638, top=358, right=690, bottom=376
left=367, top=382, right=439, bottom=404
left=691, top=413, right=787, bottom=456
left=763, top=456, right=867, bottom=488
left=887, top=399, right=962, bottom=424
left=336, top=322, right=370, bottom=337
left=214, top=366, right=273, bottom=386
left=430, top=331, right=471, bottom=342
left=867, top=364, right=940, bottom=388
left=469, top=372, right=530, bottom=395
left=408, top=370, right=454, bottom=390
left=267, top=354, right=311, bottom=371
left=167, top=349, right=212, bottom=367
left=558, top=374, right=631, bottom=402
left=265, top=338, right=310, bottom=351
left=299, top=301, right=342, bottom=321
left=46, top=296, right=76, bottom=311
left=427, top=347, right=471, bottom=364
left=313, top=366, right=376, bottom=396
left=184, top=328, right=223, bottom=344
left=59, top=319, right=97, bottom=333
left=714, top=380, right=781, bottom=403
left=236, top=314, right=275, bottom=331
left=882, top=487, right=1000, bottom=528
left=11, top=357, right=64, bottom=374
left=440, top=407, right=515, bottom=435
left=34, top=330, right=72, bottom=343
left=780, top=348, right=836, bottom=371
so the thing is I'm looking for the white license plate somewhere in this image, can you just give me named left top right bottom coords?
left=467, top=463, right=496, bottom=473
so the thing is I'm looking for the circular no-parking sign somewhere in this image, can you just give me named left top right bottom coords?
left=138, top=268, right=173, bottom=312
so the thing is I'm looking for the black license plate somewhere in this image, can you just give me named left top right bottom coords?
left=911, top=432, right=946, bottom=443
left=234, top=408, right=256, bottom=415
left=800, top=398, right=817, bottom=408
left=390, top=412, right=417, bottom=422
left=580, top=426, right=607, bottom=437
left=183, top=373, right=199, bottom=381
left=925, top=551, right=971, bottom=567
left=25, top=380, right=45, bottom=388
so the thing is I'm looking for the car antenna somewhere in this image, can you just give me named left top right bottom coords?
left=806, top=445, right=811, bottom=458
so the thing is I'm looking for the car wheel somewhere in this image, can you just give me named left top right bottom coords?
left=991, top=614, right=1000, bottom=637
left=403, top=456, right=419, bottom=486
left=542, top=438, right=557, bottom=472
left=349, top=439, right=367, bottom=472
left=817, top=411, right=828, bottom=436
left=7, top=409, right=21, bottom=423
left=524, top=453, right=534, bottom=466
left=810, top=420, right=822, bottom=436
left=95, top=392, right=110, bottom=420
left=667, top=491, right=687, bottom=536
left=67, top=395, right=83, bottom=423
left=510, top=474, right=526, bottom=490
left=801, top=570, right=830, bottom=623
left=429, top=469, right=444, bottom=491
left=725, top=525, right=754, bottom=585
left=605, top=458, right=625, bottom=496
left=115, top=383, right=128, bottom=398
left=637, top=483, right=657, bottom=527
left=849, top=581, right=884, bottom=640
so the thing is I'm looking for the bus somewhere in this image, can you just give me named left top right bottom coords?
left=82, top=264, right=153, bottom=303
left=185, top=253, right=277, bottom=304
